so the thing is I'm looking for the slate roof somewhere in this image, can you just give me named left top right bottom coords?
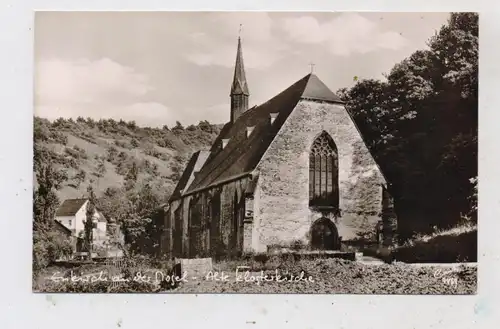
left=169, top=150, right=211, bottom=201
left=183, top=73, right=344, bottom=195
left=55, top=198, right=87, bottom=216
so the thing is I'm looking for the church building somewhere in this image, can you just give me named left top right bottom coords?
left=163, top=37, right=398, bottom=258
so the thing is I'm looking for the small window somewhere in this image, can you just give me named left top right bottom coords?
left=92, top=222, right=97, bottom=229
left=68, top=219, right=72, bottom=226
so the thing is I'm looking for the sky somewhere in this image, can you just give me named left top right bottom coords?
left=34, top=12, right=450, bottom=128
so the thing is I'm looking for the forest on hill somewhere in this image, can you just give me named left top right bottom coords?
left=33, top=117, right=222, bottom=268
left=34, top=117, right=222, bottom=201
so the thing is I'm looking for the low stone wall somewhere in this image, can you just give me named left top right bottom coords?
left=174, top=257, right=213, bottom=278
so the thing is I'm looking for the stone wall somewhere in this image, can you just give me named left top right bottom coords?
left=167, top=177, right=254, bottom=259
left=253, top=100, right=388, bottom=251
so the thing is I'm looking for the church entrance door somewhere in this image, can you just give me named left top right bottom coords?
left=310, top=217, right=340, bottom=250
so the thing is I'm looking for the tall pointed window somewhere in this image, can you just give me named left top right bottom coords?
left=309, top=131, right=339, bottom=209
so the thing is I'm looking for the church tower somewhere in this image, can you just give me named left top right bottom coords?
left=230, top=36, right=249, bottom=123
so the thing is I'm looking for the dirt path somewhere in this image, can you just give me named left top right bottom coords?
left=396, top=262, right=477, bottom=267
left=356, top=255, right=477, bottom=268
left=357, top=256, right=385, bottom=265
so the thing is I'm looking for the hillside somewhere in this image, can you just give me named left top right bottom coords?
left=33, top=117, right=222, bottom=203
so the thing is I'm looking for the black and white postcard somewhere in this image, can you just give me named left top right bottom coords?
left=31, top=11, right=478, bottom=295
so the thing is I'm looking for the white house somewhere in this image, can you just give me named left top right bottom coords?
left=55, top=198, right=108, bottom=246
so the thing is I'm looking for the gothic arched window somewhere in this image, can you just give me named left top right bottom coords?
left=309, top=131, right=339, bottom=209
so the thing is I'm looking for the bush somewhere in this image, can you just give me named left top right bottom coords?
left=33, top=230, right=74, bottom=274
left=64, top=146, right=88, bottom=160
left=50, top=132, right=68, bottom=145
left=114, top=140, right=132, bottom=149
left=131, top=138, right=140, bottom=148
left=107, top=146, right=118, bottom=162
left=290, top=239, right=307, bottom=251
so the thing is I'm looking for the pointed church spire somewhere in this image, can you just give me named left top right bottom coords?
left=230, top=33, right=249, bottom=123
left=231, top=36, right=249, bottom=96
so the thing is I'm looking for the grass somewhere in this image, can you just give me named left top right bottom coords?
left=342, top=221, right=478, bottom=264
left=401, top=221, right=477, bottom=247
left=394, top=225, right=477, bottom=263
left=358, top=221, right=478, bottom=264
left=34, top=253, right=477, bottom=294
left=173, top=258, right=476, bottom=294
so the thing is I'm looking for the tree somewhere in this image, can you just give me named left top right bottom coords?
left=74, top=169, right=86, bottom=188
left=172, top=121, right=184, bottom=133
left=124, top=161, right=139, bottom=191
left=338, top=13, right=478, bottom=239
left=130, top=138, right=140, bottom=148
left=33, top=118, right=51, bottom=142
left=106, top=146, right=118, bottom=162
left=33, top=145, right=67, bottom=230
left=96, top=161, right=107, bottom=178
left=96, top=182, right=163, bottom=256
left=127, top=121, right=137, bottom=130
left=84, top=184, right=97, bottom=259
left=33, top=144, right=70, bottom=273
left=198, top=120, right=213, bottom=133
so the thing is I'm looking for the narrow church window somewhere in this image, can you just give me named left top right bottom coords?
left=309, top=132, right=339, bottom=209
left=210, top=192, right=221, bottom=255
left=173, top=205, right=183, bottom=256
left=188, top=198, right=203, bottom=258
left=231, top=192, right=245, bottom=254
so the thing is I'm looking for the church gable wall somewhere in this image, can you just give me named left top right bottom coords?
left=254, top=100, right=385, bottom=249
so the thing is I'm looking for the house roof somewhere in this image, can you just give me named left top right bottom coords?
left=55, top=198, right=107, bottom=222
left=55, top=198, right=87, bottom=216
left=53, top=220, right=72, bottom=235
left=183, top=73, right=344, bottom=195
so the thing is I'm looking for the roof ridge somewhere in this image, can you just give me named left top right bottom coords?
left=232, top=73, right=312, bottom=121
